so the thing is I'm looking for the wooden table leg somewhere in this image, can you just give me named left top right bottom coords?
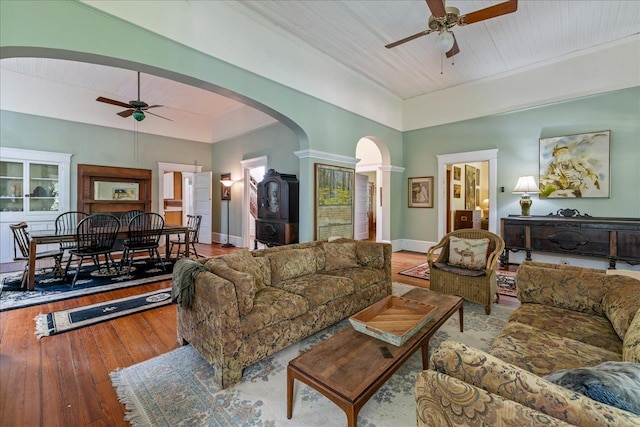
left=345, top=407, right=358, bottom=427
left=27, top=239, right=37, bottom=290
left=459, top=305, right=464, bottom=332
left=164, top=235, right=171, bottom=260
left=287, top=367, right=294, bottom=419
left=421, top=344, right=429, bottom=370
left=184, top=232, right=190, bottom=258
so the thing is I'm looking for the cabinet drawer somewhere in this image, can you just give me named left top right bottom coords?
left=530, top=226, right=609, bottom=256
left=256, top=220, right=298, bottom=246
left=502, top=224, right=526, bottom=248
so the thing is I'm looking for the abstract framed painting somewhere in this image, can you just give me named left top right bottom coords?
left=539, top=130, right=610, bottom=198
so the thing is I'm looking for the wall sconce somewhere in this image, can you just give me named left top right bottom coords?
left=512, top=176, right=540, bottom=217
left=220, top=174, right=235, bottom=248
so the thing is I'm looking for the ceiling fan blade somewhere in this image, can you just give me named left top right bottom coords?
left=118, top=109, right=134, bottom=118
left=446, top=37, right=460, bottom=58
left=145, top=105, right=164, bottom=110
left=96, top=96, right=132, bottom=109
left=425, top=0, right=446, bottom=18
left=459, top=0, right=518, bottom=25
left=385, top=29, right=433, bottom=49
left=146, top=111, right=173, bottom=121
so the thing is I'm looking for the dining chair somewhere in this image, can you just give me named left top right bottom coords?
left=64, top=214, right=121, bottom=287
left=9, top=222, right=65, bottom=289
left=119, top=210, right=144, bottom=227
left=120, top=212, right=166, bottom=275
left=55, top=211, right=89, bottom=259
left=169, top=214, right=201, bottom=259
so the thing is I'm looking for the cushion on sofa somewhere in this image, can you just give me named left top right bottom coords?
left=266, top=248, right=318, bottom=283
left=239, top=287, right=309, bottom=335
left=544, top=361, right=640, bottom=415
left=204, top=257, right=256, bottom=316
left=325, top=266, right=386, bottom=291
left=602, top=276, right=640, bottom=340
left=448, top=236, right=489, bottom=270
left=623, top=308, right=640, bottom=363
left=355, top=241, right=384, bottom=268
left=323, top=242, right=358, bottom=271
left=276, top=274, right=354, bottom=308
left=221, top=249, right=271, bottom=291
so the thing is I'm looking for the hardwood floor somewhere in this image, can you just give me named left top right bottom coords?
left=0, top=245, right=518, bottom=426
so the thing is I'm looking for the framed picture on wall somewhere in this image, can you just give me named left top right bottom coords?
left=408, top=176, right=433, bottom=208
left=453, top=166, right=461, bottom=181
left=465, top=165, right=476, bottom=209
left=539, top=130, right=610, bottom=198
left=315, top=163, right=354, bottom=240
left=453, top=184, right=461, bottom=198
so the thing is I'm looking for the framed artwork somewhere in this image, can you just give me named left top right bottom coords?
left=539, top=130, right=610, bottom=198
left=408, top=176, right=433, bottom=208
left=465, top=165, right=476, bottom=209
left=221, top=173, right=231, bottom=200
left=453, top=166, right=461, bottom=181
left=453, top=184, right=461, bottom=198
left=315, top=163, right=354, bottom=240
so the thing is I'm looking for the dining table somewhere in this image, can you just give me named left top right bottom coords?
left=26, top=223, right=190, bottom=291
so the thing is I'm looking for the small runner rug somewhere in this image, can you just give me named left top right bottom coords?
left=34, top=288, right=172, bottom=339
left=110, top=283, right=515, bottom=426
left=399, top=262, right=518, bottom=297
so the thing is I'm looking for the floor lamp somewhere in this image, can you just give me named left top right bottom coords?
left=220, top=176, right=235, bottom=248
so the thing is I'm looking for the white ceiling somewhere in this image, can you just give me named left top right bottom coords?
left=1, top=1, right=638, bottom=144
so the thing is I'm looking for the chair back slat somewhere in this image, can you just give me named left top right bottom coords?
left=127, top=213, right=164, bottom=246
left=56, top=211, right=89, bottom=250
left=9, top=222, right=31, bottom=259
left=186, top=214, right=202, bottom=243
left=120, top=210, right=145, bottom=227
left=76, top=214, right=120, bottom=252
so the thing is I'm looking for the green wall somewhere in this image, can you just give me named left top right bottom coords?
left=403, top=87, right=640, bottom=242
left=0, top=110, right=213, bottom=212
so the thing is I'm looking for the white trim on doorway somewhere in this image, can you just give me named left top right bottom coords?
left=436, top=149, right=498, bottom=240
left=157, top=162, right=203, bottom=218
left=240, top=156, right=268, bottom=248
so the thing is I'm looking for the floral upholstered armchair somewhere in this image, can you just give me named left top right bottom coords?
left=426, top=229, right=505, bottom=314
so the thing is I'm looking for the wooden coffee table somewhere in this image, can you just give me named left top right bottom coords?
left=287, top=288, right=463, bottom=427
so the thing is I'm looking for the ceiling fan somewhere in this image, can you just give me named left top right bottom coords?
left=385, top=0, right=518, bottom=58
left=96, top=71, right=171, bottom=122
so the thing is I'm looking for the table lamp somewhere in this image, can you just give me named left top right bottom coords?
left=512, top=176, right=540, bottom=217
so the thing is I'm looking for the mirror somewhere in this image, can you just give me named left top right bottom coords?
left=94, top=181, right=139, bottom=200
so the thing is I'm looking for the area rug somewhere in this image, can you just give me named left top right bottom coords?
left=110, top=282, right=514, bottom=427
left=399, top=262, right=518, bottom=298
left=0, top=258, right=174, bottom=312
left=34, top=288, right=172, bottom=339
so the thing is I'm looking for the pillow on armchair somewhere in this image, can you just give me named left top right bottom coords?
left=448, top=236, right=490, bottom=270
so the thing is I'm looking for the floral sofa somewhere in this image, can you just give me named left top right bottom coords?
left=416, top=261, right=640, bottom=426
left=176, top=239, right=391, bottom=389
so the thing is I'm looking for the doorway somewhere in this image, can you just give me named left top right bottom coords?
left=241, top=156, right=268, bottom=249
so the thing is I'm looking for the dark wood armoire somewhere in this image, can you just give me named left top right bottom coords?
left=254, top=169, right=299, bottom=247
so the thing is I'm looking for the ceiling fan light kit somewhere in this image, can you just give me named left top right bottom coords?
left=132, top=110, right=145, bottom=121
left=435, top=30, right=455, bottom=53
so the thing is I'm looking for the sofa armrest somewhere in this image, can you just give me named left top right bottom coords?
left=432, top=340, right=640, bottom=427
left=416, top=370, right=572, bottom=427
left=516, top=261, right=608, bottom=316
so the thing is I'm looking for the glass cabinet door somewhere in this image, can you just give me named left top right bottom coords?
left=29, top=162, right=60, bottom=212
left=0, top=161, right=25, bottom=213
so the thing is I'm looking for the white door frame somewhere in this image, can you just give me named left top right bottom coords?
left=157, top=162, right=203, bottom=217
left=241, top=156, right=268, bottom=248
left=436, top=149, right=498, bottom=239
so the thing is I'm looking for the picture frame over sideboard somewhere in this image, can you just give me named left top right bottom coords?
left=408, top=176, right=433, bottom=208
left=539, top=130, right=610, bottom=198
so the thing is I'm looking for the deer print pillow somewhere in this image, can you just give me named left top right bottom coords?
left=448, top=236, right=490, bottom=270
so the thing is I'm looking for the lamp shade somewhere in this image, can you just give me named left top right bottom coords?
left=512, top=176, right=540, bottom=194
left=435, top=31, right=455, bottom=53
left=220, top=179, right=234, bottom=187
left=132, top=110, right=145, bottom=122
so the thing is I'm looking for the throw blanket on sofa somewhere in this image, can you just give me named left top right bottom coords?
left=171, top=258, right=207, bottom=308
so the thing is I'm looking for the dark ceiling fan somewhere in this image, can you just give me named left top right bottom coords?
left=96, top=71, right=171, bottom=122
left=385, top=0, right=518, bottom=58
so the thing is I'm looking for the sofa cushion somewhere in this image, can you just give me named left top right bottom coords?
left=355, top=241, right=384, bottom=268
left=240, top=287, right=309, bottom=335
left=221, top=249, right=271, bottom=291
left=266, top=248, right=317, bottom=283
left=204, top=257, right=255, bottom=316
left=544, top=361, right=640, bottom=415
left=326, top=267, right=386, bottom=291
left=490, top=321, right=622, bottom=376
left=323, top=242, right=358, bottom=271
left=602, top=276, right=640, bottom=340
left=448, top=236, right=489, bottom=270
left=623, top=308, right=640, bottom=363
left=507, top=304, right=622, bottom=353
left=275, top=274, right=354, bottom=308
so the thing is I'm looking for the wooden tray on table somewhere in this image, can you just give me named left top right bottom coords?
left=349, top=295, right=438, bottom=346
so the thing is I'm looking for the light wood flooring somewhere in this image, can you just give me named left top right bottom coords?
left=0, top=245, right=518, bottom=426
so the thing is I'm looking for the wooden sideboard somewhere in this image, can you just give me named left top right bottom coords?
left=500, top=211, right=640, bottom=268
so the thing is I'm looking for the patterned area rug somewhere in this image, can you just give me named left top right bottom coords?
left=399, top=262, right=518, bottom=298
left=34, top=288, right=172, bottom=339
left=110, top=282, right=515, bottom=427
left=0, top=258, right=174, bottom=312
